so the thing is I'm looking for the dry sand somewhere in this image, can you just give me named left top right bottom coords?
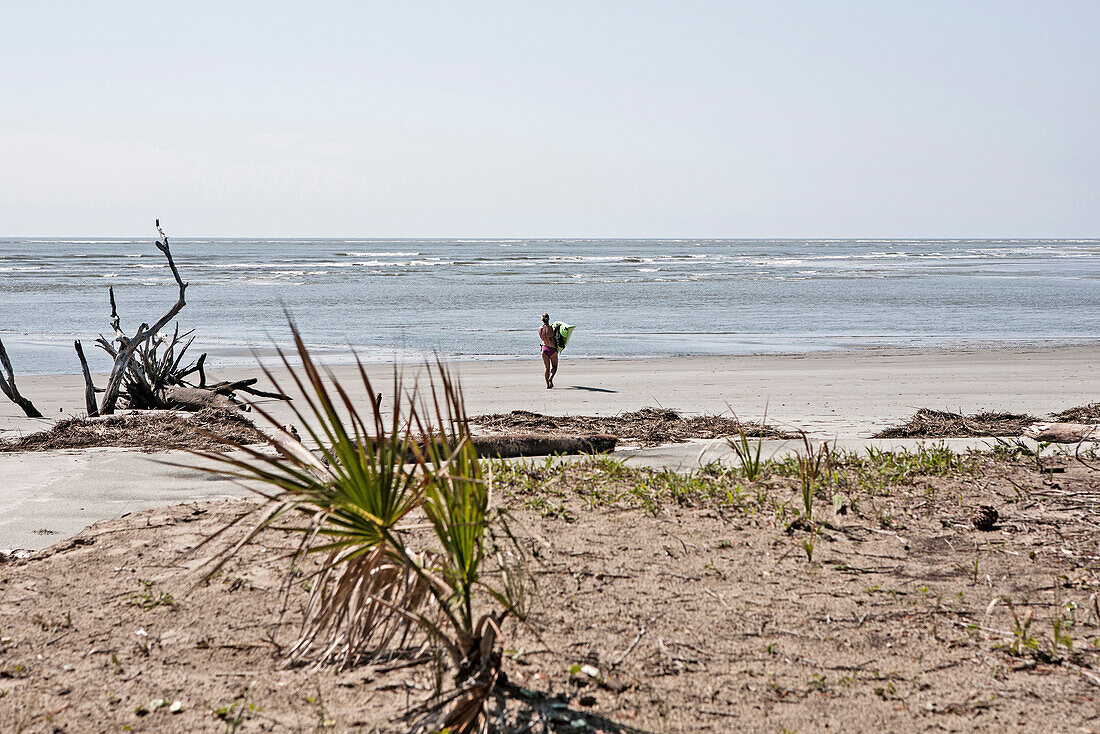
left=1, top=446, right=1098, bottom=732
left=0, top=344, right=1095, bottom=552
left=0, top=344, right=1098, bottom=732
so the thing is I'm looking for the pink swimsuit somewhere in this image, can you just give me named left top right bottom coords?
left=541, top=344, right=557, bottom=356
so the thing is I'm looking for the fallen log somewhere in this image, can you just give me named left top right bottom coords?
left=272, top=427, right=615, bottom=462
left=206, top=377, right=291, bottom=401
left=206, top=378, right=259, bottom=393
left=468, top=433, right=617, bottom=458
left=351, top=433, right=619, bottom=461
left=1022, top=422, right=1100, bottom=444
left=163, top=386, right=244, bottom=412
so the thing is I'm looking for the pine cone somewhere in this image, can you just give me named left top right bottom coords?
left=972, top=505, right=998, bottom=531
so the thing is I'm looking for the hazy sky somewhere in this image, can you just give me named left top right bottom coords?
left=2, top=1, right=1097, bottom=237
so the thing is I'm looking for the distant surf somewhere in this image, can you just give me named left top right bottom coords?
left=1, top=238, right=1097, bottom=375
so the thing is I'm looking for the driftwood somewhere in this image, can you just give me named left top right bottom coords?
left=163, top=386, right=243, bottom=412
left=94, top=221, right=188, bottom=415
left=79, top=220, right=291, bottom=415
left=73, top=340, right=99, bottom=417
left=273, top=425, right=616, bottom=465
left=205, top=377, right=289, bottom=401
left=0, top=336, right=43, bottom=418
left=1023, top=422, right=1100, bottom=444
left=468, top=433, right=617, bottom=458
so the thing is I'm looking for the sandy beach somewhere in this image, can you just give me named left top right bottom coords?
left=5, top=344, right=1096, bottom=434
left=1, top=343, right=1098, bottom=731
left=0, top=344, right=1095, bottom=551
left=5, top=4, right=1098, bottom=729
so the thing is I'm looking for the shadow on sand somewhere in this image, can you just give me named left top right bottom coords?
left=496, top=682, right=660, bottom=733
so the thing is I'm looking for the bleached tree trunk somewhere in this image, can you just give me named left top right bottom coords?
left=1023, top=422, right=1099, bottom=444
left=466, top=433, right=618, bottom=458
left=0, top=336, right=43, bottom=418
left=73, top=340, right=99, bottom=417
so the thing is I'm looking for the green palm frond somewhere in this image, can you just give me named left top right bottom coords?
left=189, top=323, right=529, bottom=730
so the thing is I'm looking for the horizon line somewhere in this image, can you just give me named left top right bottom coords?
left=3, top=235, right=1098, bottom=241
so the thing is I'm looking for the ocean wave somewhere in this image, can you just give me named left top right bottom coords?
left=242, top=279, right=305, bottom=286
left=17, top=240, right=141, bottom=245
left=336, top=251, right=420, bottom=257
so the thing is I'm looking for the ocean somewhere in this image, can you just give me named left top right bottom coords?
left=1, top=238, right=1097, bottom=375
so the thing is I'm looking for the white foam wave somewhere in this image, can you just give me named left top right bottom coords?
left=336, top=251, right=420, bottom=257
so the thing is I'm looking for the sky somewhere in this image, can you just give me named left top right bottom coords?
left=1, top=1, right=1097, bottom=238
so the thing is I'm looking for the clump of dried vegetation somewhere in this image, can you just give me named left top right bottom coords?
left=873, top=408, right=1038, bottom=438
left=0, top=408, right=263, bottom=452
left=472, top=406, right=795, bottom=446
left=1052, top=402, right=1100, bottom=424
left=874, top=403, right=1100, bottom=439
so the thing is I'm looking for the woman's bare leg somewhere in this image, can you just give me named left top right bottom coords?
left=542, top=352, right=552, bottom=388
left=549, top=351, right=558, bottom=388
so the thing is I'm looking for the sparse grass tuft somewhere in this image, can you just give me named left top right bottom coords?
left=727, top=412, right=767, bottom=481
left=129, top=580, right=175, bottom=610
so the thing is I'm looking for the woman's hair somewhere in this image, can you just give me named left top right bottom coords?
left=541, top=313, right=550, bottom=324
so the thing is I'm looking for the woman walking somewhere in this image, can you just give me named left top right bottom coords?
left=538, top=313, right=558, bottom=389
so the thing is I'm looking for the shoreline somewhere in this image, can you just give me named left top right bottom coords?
left=3, top=342, right=1096, bottom=432
left=2, top=332, right=1098, bottom=376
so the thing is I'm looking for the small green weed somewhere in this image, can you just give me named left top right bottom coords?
left=213, top=683, right=261, bottom=733
left=727, top=411, right=767, bottom=481
left=129, top=580, right=175, bottom=610
left=1004, top=598, right=1038, bottom=656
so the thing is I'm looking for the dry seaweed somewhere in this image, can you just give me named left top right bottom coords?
left=1050, top=402, right=1100, bottom=424
left=0, top=408, right=264, bottom=453
left=873, top=408, right=1038, bottom=438
left=471, top=406, right=794, bottom=447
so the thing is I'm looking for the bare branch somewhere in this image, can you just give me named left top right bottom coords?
left=0, top=336, right=44, bottom=418
left=74, top=340, right=99, bottom=417
left=108, top=287, right=125, bottom=345
left=99, top=220, right=189, bottom=414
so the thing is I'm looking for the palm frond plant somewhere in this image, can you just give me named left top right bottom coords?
left=397, top=364, right=534, bottom=733
left=186, top=323, right=529, bottom=732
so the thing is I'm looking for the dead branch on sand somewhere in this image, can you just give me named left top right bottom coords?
left=468, top=433, right=617, bottom=458
left=94, top=220, right=188, bottom=415
left=0, top=336, right=43, bottom=418
left=79, top=220, right=290, bottom=415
